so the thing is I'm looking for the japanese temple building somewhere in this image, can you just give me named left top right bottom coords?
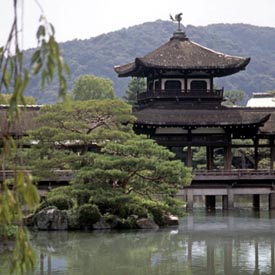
left=114, top=27, right=275, bottom=172
left=1, top=22, right=275, bottom=210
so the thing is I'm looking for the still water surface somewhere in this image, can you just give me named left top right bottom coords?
left=4, top=209, right=275, bottom=275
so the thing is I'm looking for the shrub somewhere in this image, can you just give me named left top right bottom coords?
left=89, top=190, right=117, bottom=214
left=149, top=207, right=166, bottom=226
left=89, top=191, right=134, bottom=215
left=36, top=195, right=73, bottom=212
left=78, top=204, right=101, bottom=229
left=116, top=216, right=137, bottom=229
left=0, top=225, right=17, bottom=240
left=141, top=200, right=168, bottom=226
left=67, top=209, right=81, bottom=230
left=163, top=197, right=185, bottom=217
left=46, top=186, right=74, bottom=199
left=72, top=189, right=92, bottom=206
left=129, top=205, right=148, bottom=218
left=103, top=213, right=119, bottom=228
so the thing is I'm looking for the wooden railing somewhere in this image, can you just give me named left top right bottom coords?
left=193, top=169, right=275, bottom=181
left=137, top=89, right=224, bottom=101
left=1, top=169, right=274, bottom=186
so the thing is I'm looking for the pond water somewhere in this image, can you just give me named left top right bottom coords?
left=3, top=209, right=275, bottom=275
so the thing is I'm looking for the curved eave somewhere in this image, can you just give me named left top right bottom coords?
left=114, top=57, right=250, bottom=78
left=133, top=111, right=270, bottom=128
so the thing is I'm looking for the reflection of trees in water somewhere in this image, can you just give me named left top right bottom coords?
left=31, top=230, right=192, bottom=274
left=28, top=230, right=275, bottom=275
left=0, top=252, right=11, bottom=273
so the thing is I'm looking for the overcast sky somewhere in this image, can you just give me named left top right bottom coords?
left=1, top=0, right=275, bottom=49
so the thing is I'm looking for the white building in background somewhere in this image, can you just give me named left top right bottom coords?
left=247, top=92, right=275, bottom=107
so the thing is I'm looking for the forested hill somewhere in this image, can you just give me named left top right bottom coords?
left=24, top=20, right=275, bottom=103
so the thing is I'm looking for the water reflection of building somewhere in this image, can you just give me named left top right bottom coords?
left=34, top=218, right=275, bottom=275
left=181, top=214, right=275, bottom=274
left=114, top=19, right=275, bottom=211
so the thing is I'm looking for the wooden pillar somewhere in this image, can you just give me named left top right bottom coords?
left=224, top=242, right=232, bottom=275
left=224, top=144, right=232, bottom=170
left=207, top=244, right=215, bottom=274
left=271, top=139, right=274, bottom=170
left=40, top=253, right=44, bottom=275
left=207, top=146, right=214, bottom=170
left=186, top=189, right=194, bottom=211
left=187, top=129, right=192, bottom=167
left=187, top=145, right=192, bottom=167
left=205, top=195, right=216, bottom=210
left=253, top=194, right=260, bottom=210
left=269, top=193, right=275, bottom=210
left=47, top=255, right=51, bottom=275
left=187, top=215, right=194, bottom=230
left=254, top=138, right=259, bottom=170
left=222, top=195, right=229, bottom=210
left=272, top=242, right=275, bottom=275
left=227, top=188, right=234, bottom=209
left=255, top=240, right=259, bottom=274
left=184, top=77, right=188, bottom=92
left=210, top=77, right=214, bottom=92
left=188, top=239, right=192, bottom=263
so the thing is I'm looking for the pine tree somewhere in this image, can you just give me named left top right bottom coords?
left=123, top=77, right=146, bottom=105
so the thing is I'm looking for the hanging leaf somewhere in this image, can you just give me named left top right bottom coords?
left=36, top=25, right=46, bottom=40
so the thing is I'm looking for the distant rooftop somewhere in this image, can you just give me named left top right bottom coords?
left=247, top=92, right=275, bottom=107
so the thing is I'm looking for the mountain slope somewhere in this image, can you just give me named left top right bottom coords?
left=24, top=20, right=275, bottom=103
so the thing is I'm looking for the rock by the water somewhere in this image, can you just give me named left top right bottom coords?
left=163, top=215, right=179, bottom=226
left=34, top=208, right=68, bottom=230
left=93, top=218, right=112, bottom=230
left=136, top=218, right=159, bottom=229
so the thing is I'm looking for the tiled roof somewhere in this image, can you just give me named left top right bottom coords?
left=0, top=106, right=41, bottom=136
left=114, top=32, right=250, bottom=77
left=0, top=105, right=274, bottom=137
left=133, top=106, right=274, bottom=134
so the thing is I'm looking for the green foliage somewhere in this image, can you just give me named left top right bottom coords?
left=88, top=189, right=120, bottom=214
left=38, top=195, right=73, bottom=211
left=116, top=216, right=137, bottom=229
left=103, top=213, right=119, bottom=227
left=223, top=90, right=246, bottom=106
left=30, top=16, right=70, bottom=98
left=0, top=94, right=37, bottom=105
left=123, top=77, right=146, bottom=105
left=74, top=136, right=192, bottom=199
left=0, top=2, right=69, bottom=273
left=28, top=98, right=191, bottom=230
left=0, top=225, right=17, bottom=240
left=90, top=193, right=149, bottom=219
left=67, top=208, right=81, bottom=230
left=10, top=227, right=36, bottom=274
left=46, top=186, right=75, bottom=199
left=72, top=74, right=115, bottom=100
left=141, top=200, right=169, bottom=226
left=78, top=204, right=101, bottom=229
left=192, top=147, right=207, bottom=170
left=27, top=99, right=135, bottom=179
left=72, top=189, right=92, bottom=206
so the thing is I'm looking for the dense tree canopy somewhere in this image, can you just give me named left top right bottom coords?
left=123, top=77, right=146, bottom=105
left=72, top=74, right=115, bottom=100
left=27, top=99, right=191, bottom=228
left=223, top=90, right=246, bottom=106
left=21, top=21, right=275, bottom=103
